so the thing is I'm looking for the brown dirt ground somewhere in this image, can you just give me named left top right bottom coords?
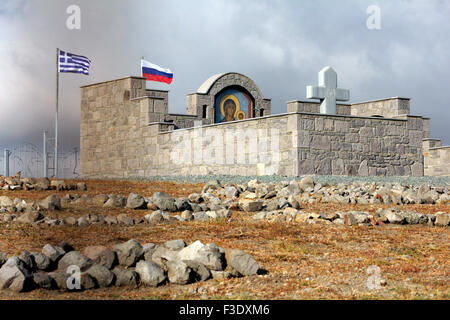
left=0, top=179, right=449, bottom=300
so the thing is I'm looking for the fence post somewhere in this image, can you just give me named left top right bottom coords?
left=3, top=149, right=10, bottom=177
left=43, top=131, right=48, bottom=177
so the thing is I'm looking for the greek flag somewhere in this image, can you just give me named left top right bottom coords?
left=58, top=49, right=91, bottom=75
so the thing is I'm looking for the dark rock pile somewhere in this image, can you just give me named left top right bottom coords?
left=0, top=239, right=261, bottom=292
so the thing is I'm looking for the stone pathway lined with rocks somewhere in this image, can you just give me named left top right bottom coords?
left=0, top=239, right=261, bottom=292
left=0, top=177, right=449, bottom=228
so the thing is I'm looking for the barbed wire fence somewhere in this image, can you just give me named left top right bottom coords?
left=0, top=142, right=80, bottom=179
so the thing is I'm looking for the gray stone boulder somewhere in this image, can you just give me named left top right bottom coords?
left=381, top=209, right=406, bottom=224
left=402, top=210, right=428, bottom=225
left=76, top=182, right=87, bottom=191
left=143, top=243, right=158, bottom=261
left=16, top=209, right=44, bottom=224
left=135, top=261, right=167, bottom=287
left=86, top=264, right=115, bottom=288
left=202, top=180, right=222, bottom=194
left=47, top=272, right=69, bottom=290
left=35, top=178, right=50, bottom=191
left=58, top=251, right=93, bottom=273
left=0, top=256, right=32, bottom=292
left=30, top=252, right=51, bottom=271
left=145, top=210, right=165, bottom=224
left=39, top=194, right=61, bottom=210
left=183, top=260, right=211, bottom=282
left=299, top=176, right=314, bottom=191
left=112, top=268, right=139, bottom=287
left=240, top=200, right=263, bottom=212
left=177, top=241, right=225, bottom=271
left=0, top=196, right=13, bottom=207
left=93, top=194, right=109, bottom=206
left=149, top=192, right=176, bottom=211
left=113, top=239, right=144, bottom=267
left=224, top=186, right=239, bottom=199
left=226, top=249, right=260, bottom=276
left=175, top=198, right=192, bottom=211
left=181, top=210, right=194, bottom=221
left=77, top=216, right=90, bottom=227
left=402, top=190, right=420, bottom=204
left=42, top=244, right=65, bottom=263
left=164, top=239, right=187, bottom=251
left=188, top=193, right=203, bottom=204
left=103, top=195, right=126, bottom=208
left=117, top=214, right=134, bottom=226
left=193, top=212, right=210, bottom=221
left=32, top=273, right=55, bottom=290
left=151, top=246, right=179, bottom=268
left=126, top=193, right=146, bottom=209
left=83, top=246, right=117, bottom=270
left=167, top=260, right=194, bottom=284
left=421, top=190, right=440, bottom=204
left=435, top=212, right=450, bottom=226
left=80, top=272, right=97, bottom=290
left=104, top=216, right=118, bottom=225
left=18, top=250, right=35, bottom=271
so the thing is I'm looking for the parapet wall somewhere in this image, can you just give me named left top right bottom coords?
left=423, top=139, right=450, bottom=176
left=80, top=77, right=430, bottom=178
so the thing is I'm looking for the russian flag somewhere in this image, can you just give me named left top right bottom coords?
left=141, top=59, right=173, bottom=84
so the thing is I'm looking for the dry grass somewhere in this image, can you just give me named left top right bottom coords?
left=0, top=179, right=449, bottom=300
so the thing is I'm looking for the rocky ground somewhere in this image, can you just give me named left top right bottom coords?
left=0, top=176, right=449, bottom=300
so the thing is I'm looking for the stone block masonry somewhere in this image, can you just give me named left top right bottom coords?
left=80, top=74, right=444, bottom=178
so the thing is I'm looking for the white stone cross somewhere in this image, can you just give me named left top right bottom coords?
left=306, top=66, right=350, bottom=115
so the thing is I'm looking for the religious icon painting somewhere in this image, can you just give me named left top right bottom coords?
left=214, top=88, right=255, bottom=123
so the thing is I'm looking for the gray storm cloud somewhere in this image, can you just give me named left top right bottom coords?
left=0, top=0, right=449, bottom=150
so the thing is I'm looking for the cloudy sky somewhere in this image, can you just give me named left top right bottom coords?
left=0, top=0, right=449, bottom=151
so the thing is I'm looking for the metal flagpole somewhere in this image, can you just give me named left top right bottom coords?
left=55, top=48, right=59, bottom=177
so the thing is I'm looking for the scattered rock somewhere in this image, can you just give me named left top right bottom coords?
left=83, top=246, right=117, bottom=270
left=39, top=194, right=61, bottom=210
left=167, top=260, right=194, bottom=284
left=126, top=193, right=146, bottom=209
left=164, top=239, right=187, bottom=251
left=149, top=192, right=176, bottom=211
left=435, top=212, right=450, bottom=226
left=117, top=214, right=134, bottom=226
left=0, top=256, right=32, bottom=292
left=226, top=249, right=260, bottom=276
left=86, top=264, right=114, bottom=288
left=16, top=209, right=44, bottom=224
left=32, top=273, right=55, bottom=290
left=30, top=252, right=51, bottom=271
left=112, top=268, right=139, bottom=287
left=177, top=241, right=225, bottom=271
left=58, top=251, right=93, bottom=273
left=135, top=261, right=167, bottom=287
left=113, top=239, right=143, bottom=267
left=42, top=244, right=65, bottom=263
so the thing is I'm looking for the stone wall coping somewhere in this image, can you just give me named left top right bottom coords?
left=423, top=138, right=442, bottom=142
left=429, top=146, right=450, bottom=151
left=286, top=100, right=351, bottom=106
left=393, top=114, right=430, bottom=120
left=148, top=122, right=175, bottom=126
left=167, top=113, right=200, bottom=117
left=351, top=96, right=411, bottom=105
left=130, top=96, right=166, bottom=101
left=156, top=111, right=408, bottom=135
left=80, top=76, right=146, bottom=88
